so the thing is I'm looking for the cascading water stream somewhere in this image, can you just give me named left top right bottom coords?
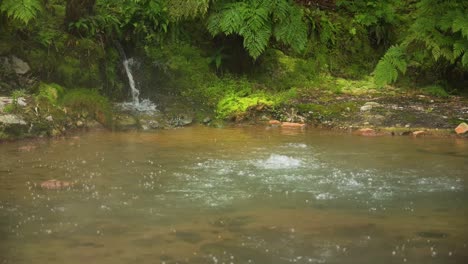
left=123, top=58, right=140, bottom=105
left=115, top=42, right=157, bottom=112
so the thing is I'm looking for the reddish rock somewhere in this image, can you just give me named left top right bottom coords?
left=412, top=130, right=425, bottom=137
left=356, top=128, right=377, bottom=136
left=281, top=122, right=306, bottom=128
left=455, top=122, right=468, bottom=135
left=269, top=120, right=281, bottom=125
left=40, top=180, right=73, bottom=190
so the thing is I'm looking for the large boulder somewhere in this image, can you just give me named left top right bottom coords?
left=1, top=55, right=30, bottom=75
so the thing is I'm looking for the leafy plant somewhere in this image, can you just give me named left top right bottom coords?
left=0, top=0, right=43, bottom=24
left=422, top=85, right=449, bottom=98
left=207, top=0, right=308, bottom=59
left=373, top=0, right=468, bottom=86
left=373, top=45, right=407, bottom=87
left=61, top=89, right=113, bottom=126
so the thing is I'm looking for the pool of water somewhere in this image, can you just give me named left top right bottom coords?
left=1, top=126, right=467, bottom=264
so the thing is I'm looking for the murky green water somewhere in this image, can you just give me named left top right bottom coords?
left=1, top=126, right=467, bottom=264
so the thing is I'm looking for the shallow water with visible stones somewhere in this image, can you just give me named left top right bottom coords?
left=1, top=126, right=467, bottom=264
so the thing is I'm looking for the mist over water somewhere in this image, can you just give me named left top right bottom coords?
left=1, top=126, right=467, bottom=264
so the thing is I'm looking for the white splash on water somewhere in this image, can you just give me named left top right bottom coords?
left=254, top=154, right=302, bottom=169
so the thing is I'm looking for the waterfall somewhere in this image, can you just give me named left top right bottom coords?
left=115, top=42, right=157, bottom=112
left=123, top=58, right=140, bottom=105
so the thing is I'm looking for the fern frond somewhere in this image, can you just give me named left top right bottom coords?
left=219, top=3, right=247, bottom=35
left=462, top=53, right=468, bottom=67
left=240, top=24, right=271, bottom=59
left=453, top=40, right=468, bottom=58
left=273, top=5, right=307, bottom=52
left=373, top=46, right=407, bottom=87
left=206, top=12, right=223, bottom=36
left=452, top=12, right=468, bottom=38
left=0, top=0, right=42, bottom=24
left=168, top=0, right=210, bottom=21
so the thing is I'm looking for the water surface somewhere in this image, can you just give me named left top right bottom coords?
left=1, top=126, right=467, bottom=263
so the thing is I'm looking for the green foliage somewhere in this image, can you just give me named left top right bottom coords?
left=422, top=85, right=449, bottom=98
left=373, top=0, right=468, bottom=86
left=168, top=0, right=210, bottom=21
left=373, top=46, right=407, bottom=87
left=36, top=83, right=65, bottom=105
left=254, top=49, right=317, bottom=90
left=0, top=0, right=43, bottom=24
left=216, top=93, right=273, bottom=119
left=207, top=0, right=307, bottom=59
left=61, top=89, right=112, bottom=126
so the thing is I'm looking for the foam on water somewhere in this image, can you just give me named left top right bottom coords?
left=254, top=154, right=303, bottom=169
left=118, top=98, right=158, bottom=113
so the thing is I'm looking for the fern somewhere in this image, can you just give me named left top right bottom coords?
left=168, top=0, right=210, bottom=21
left=206, top=0, right=307, bottom=59
left=373, top=46, right=407, bottom=87
left=0, top=0, right=42, bottom=24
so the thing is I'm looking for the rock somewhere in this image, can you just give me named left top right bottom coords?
left=11, top=56, right=30, bottom=74
left=355, top=128, right=378, bottom=136
left=0, top=114, right=27, bottom=125
left=1, top=56, right=30, bottom=75
left=455, top=122, right=468, bottom=135
left=269, top=120, right=281, bottom=125
left=412, top=130, right=425, bottom=137
left=281, top=122, right=306, bottom=128
left=40, top=180, right=73, bottom=190
left=405, top=124, right=411, bottom=128
left=76, top=120, right=84, bottom=127
left=360, top=102, right=381, bottom=112
left=46, top=115, right=53, bottom=122
left=114, top=114, right=139, bottom=130
left=203, top=117, right=212, bottom=124
left=363, top=114, right=385, bottom=126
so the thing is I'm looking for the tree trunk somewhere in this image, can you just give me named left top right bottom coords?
left=65, top=0, right=96, bottom=26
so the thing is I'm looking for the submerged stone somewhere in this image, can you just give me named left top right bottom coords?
left=268, top=120, right=281, bottom=125
left=40, top=180, right=73, bottom=190
left=412, top=130, right=426, bottom=137
left=281, top=122, right=305, bottom=128
left=355, top=128, right=377, bottom=136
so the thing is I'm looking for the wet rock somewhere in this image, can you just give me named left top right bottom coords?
left=171, top=114, right=193, bottom=127
left=360, top=102, right=381, bottom=112
left=40, top=180, right=73, bottom=190
left=281, top=122, right=305, bottom=128
left=203, top=117, right=212, bottom=124
left=412, top=130, right=425, bottom=137
left=455, top=122, right=468, bottom=134
left=114, top=114, right=139, bottom=130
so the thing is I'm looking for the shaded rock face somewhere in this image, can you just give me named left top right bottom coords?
left=0, top=56, right=34, bottom=94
